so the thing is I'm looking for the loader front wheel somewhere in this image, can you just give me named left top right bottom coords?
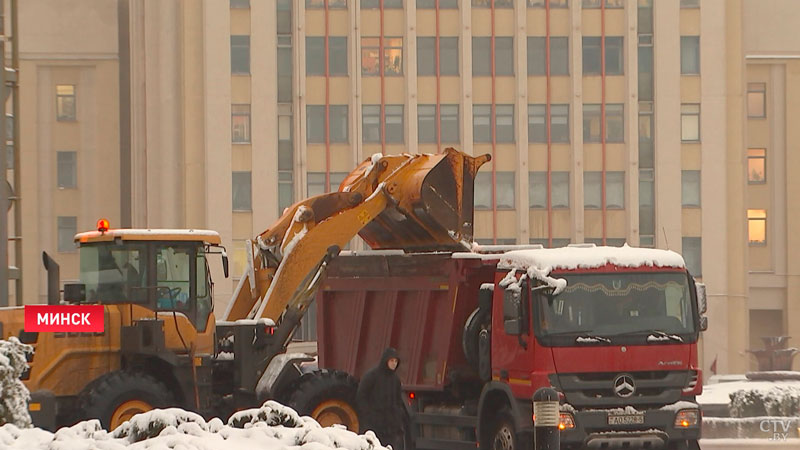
left=287, top=369, right=360, bottom=431
left=77, top=371, right=174, bottom=431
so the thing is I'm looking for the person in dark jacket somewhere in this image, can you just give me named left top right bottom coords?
left=357, top=347, right=406, bottom=450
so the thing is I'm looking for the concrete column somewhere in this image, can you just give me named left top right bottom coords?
left=515, top=0, right=528, bottom=244
left=406, top=2, right=418, bottom=154
left=624, top=0, right=638, bottom=245
left=460, top=1, right=472, bottom=156
left=570, top=2, right=583, bottom=243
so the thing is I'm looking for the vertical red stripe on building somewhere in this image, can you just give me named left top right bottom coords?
left=324, top=0, right=331, bottom=192
left=379, top=0, right=386, bottom=155
left=600, top=0, right=607, bottom=245
left=545, top=0, right=553, bottom=247
left=435, top=0, right=441, bottom=153
left=490, top=0, right=498, bottom=244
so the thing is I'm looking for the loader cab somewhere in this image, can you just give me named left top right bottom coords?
left=72, top=224, right=226, bottom=332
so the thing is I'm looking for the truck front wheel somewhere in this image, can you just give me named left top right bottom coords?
left=485, top=408, right=517, bottom=450
left=287, top=369, right=360, bottom=431
left=77, top=371, right=174, bottom=431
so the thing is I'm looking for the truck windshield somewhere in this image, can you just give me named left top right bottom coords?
left=536, top=271, right=696, bottom=338
left=80, top=242, right=147, bottom=303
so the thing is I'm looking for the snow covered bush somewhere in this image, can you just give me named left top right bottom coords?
left=0, top=337, right=33, bottom=428
left=730, top=385, right=800, bottom=417
left=228, top=400, right=302, bottom=429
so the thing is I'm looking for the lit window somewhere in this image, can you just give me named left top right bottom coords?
left=747, top=83, right=766, bottom=118
left=748, top=209, right=767, bottom=245
left=747, top=148, right=766, bottom=184
left=681, top=104, right=700, bottom=142
left=361, top=37, right=403, bottom=76
left=56, top=85, right=76, bottom=121
left=232, top=104, right=251, bottom=143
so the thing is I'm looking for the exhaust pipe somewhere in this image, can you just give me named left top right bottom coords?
left=42, top=251, right=60, bottom=305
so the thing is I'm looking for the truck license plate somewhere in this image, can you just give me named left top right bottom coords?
left=607, top=414, right=645, bottom=425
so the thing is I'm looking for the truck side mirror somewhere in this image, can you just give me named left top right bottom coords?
left=503, top=287, right=527, bottom=336
left=699, top=316, right=708, bottom=332
left=695, top=282, right=707, bottom=315
left=222, top=253, right=229, bottom=278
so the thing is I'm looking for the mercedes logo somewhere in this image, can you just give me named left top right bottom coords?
left=613, top=374, right=636, bottom=398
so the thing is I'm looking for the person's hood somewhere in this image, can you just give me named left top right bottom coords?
left=380, top=347, right=400, bottom=371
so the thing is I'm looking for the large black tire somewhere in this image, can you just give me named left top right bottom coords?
left=462, top=307, right=490, bottom=370
left=286, top=369, right=360, bottom=431
left=77, top=371, right=174, bottom=431
left=483, top=408, right=518, bottom=450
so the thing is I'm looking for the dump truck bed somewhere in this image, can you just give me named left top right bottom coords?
left=316, top=252, right=497, bottom=390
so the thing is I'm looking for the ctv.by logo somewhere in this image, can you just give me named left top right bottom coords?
left=760, top=418, right=794, bottom=441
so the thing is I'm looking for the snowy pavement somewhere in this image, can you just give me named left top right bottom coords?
left=700, top=439, right=800, bottom=449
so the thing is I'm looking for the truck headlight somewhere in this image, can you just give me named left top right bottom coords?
left=559, top=413, right=575, bottom=430
left=674, top=409, right=699, bottom=428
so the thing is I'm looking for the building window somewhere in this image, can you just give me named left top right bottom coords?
left=363, top=0, right=402, bottom=7
left=680, top=0, right=700, bottom=8
left=417, top=37, right=459, bottom=76
left=307, top=0, right=347, bottom=7
left=231, top=35, right=250, bottom=74
left=277, top=0, right=291, bottom=35
left=56, top=85, right=76, bottom=121
left=584, top=171, right=624, bottom=209
left=232, top=172, right=252, bottom=211
left=747, top=83, right=766, bottom=118
left=528, top=104, right=569, bottom=143
left=681, top=104, right=700, bottom=142
left=308, top=172, right=349, bottom=196
left=682, top=237, right=702, bottom=277
left=232, top=104, right=251, bottom=143
left=472, top=37, right=514, bottom=76
left=278, top=105, right=294, bottom=215
left=307, top=37, right=348, bottom=76
left=307, top=105, right=349, bottom=143
left=231, top=0, right=250, bottom=7
left=528, top=0, right=568, bottom=7
left=363, top=105, right=404, bottom=143
left=681, top=170, right=701, bottom=207
left=58, top=216, right=77, bottom=253
left=278, top=36, right=293, bottom=103
left=583, top=37, right=623, bottom=75
left=361, top=37, right=403, bottom=76
left=582, top=0, right=624, bottom=8
left=473, top=105, right=514, bottom=143
left=57, top=151, right=77, bottom=189
left=474, top=171, right=515, bottom=210
left=530, top=238, right=571, bottom=248
left=748, top=209, right=767, bottom=245
left=527, top=37, right=569, bottom=76
left=418, top=104, right=459, bottom=144
left=748, top=148, right=766, bottom=184
left=418, top=0, right=458, bottom=8
left=529, top=172, right=569, bottom=209
left=583, top=104, right=624, bottom=143
left=472, top=0, right=513, bottom=8
left=680, top=36, right=700, bottom=75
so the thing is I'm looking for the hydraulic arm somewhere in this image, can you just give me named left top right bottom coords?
left=221, top=148, right=490, bottom=335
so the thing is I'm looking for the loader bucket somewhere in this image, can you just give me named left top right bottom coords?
left=347, top=148, right=490, bottom=252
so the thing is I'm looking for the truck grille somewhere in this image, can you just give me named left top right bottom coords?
left=552, top=371, right=690, bottom=408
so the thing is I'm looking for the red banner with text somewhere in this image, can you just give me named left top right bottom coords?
left=24, top=305, right=105, bottom=332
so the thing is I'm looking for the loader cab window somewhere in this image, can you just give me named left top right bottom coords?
left=154, top=243, right=211, bottom=332
left=80, top=243, right=147, bottom=303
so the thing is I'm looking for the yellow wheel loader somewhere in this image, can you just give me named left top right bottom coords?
left=0, top=148, right=489, bottom=431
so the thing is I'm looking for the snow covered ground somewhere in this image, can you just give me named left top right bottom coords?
left=0, top=401, right=389, bottom=450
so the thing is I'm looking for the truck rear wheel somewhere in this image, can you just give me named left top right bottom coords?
left=77, top=371, right=174, bottom=431
left=287, top=369, right=360, bottom=431
left=485, top=408, right=517, bottom=450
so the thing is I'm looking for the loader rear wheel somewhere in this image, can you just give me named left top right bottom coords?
left=287, top=369, right=360, bottom=431
left=77, top=371, right=174, bottom=431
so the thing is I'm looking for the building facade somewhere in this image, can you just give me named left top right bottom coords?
left=14, top=0, right=800, bottom=374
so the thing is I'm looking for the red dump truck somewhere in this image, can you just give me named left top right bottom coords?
left=301, top=244, right=706, bottom=450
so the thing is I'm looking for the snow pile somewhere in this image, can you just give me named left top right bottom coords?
left=0, top=337, right=33, bottom=428
left=698, top=378, right=800, bottom=408
left=0, top=401, right=388, bottom=450
left=729, top=385, right=800, bottom=417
